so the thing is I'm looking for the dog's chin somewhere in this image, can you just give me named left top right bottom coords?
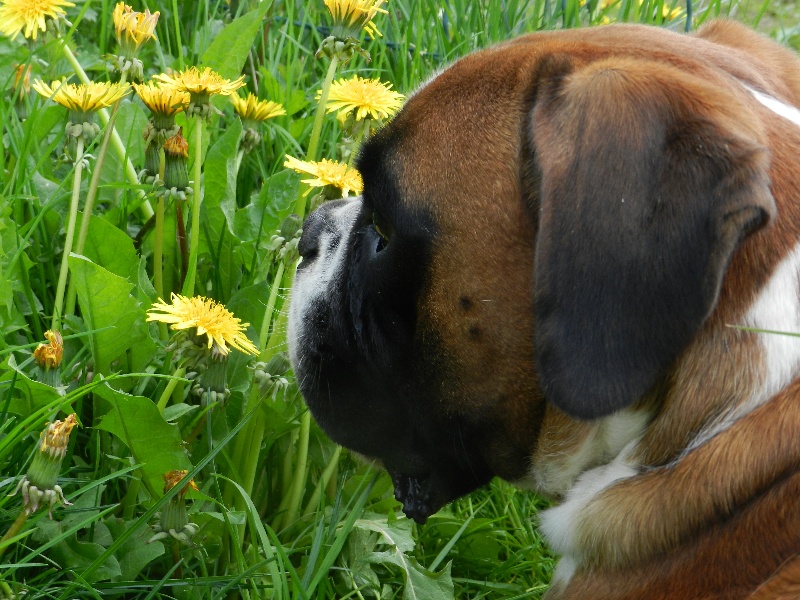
left=388, top=469, right=489, bottom=524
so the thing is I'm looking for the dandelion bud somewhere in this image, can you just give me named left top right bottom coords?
left=112, top=2, right=159, bottom=70
left=142, top=136, right=162, bottom=183
left=253, top=352, right=291, bottom=395
left=160, top=129, right=190, bottom=200
left=13, top=414, right=78, bottom=516
left=33, top=330, right=63, bottom=387
left=279, top=214, right=302, bottom=240
left=148, top=470, right=199, bottom=546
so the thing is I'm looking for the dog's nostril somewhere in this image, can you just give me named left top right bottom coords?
left=297, top=229, right=318, bottom=260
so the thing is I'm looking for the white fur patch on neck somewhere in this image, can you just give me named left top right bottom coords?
left=747, top=87, right=800, bottom=127
left=539, top=441, right=639, bottom=577
left=520, top=408, right=650, bottom=498
left=691, top=242, right=800, bottom=449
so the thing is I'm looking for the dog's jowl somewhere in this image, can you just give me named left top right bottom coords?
left=289, top=19, right=800, bottom=599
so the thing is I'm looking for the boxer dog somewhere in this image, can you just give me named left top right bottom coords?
left=288, top=19, right=800, bottom=599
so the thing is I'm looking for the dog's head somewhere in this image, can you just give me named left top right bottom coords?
left=288, top=24, right=775, bottom=523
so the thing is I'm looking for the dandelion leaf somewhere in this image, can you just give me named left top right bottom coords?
left=355, top=514, right=455, bottom=600
left=200, top=0, right=272, bottom=82
left=95, top=383, right=192, bottom=497
left=68, top=254, right=147, bottom=374
left=0, top=355, right=65, bottom=416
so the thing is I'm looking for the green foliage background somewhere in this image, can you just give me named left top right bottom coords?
left=0, top=0, right=795, bottom=598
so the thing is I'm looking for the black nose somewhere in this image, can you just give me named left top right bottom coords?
left=298, top=200, right=348, bottom=261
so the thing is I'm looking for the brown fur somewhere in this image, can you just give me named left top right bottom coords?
left=395, top=20, right=800, bottom=597
left=295, top=19, right=800, bottom=598
left=546, top=470, right=800, bottom=599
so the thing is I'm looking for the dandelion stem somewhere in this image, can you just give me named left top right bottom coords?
left=65, top=72, right=129, bottom=318
left=302, top=446, right=341, bottom=518
left=153, top=198, right=169, bottom=339
left=181, top=119, right=204, bottom=297
left=303, top=52, right=340, bottom=170
left=61, top=43, right=154, bottom=221
left=52, top=135, right=85, bottom=331
left=157, top=367, right=187, bottom=414
left=0, top=511, right=29, bottom=559
left=281, top=408, right=311, bottom=529
left=258, top=262, right=285, bottom=349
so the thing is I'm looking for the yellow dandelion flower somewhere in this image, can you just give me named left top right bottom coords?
left=133, top=82, right=188, bottom=117
left=32, top=79, right=131, bottom=113
left=230, top=92, right=286, bottom=123
left=152, top=66, right=245, bottom=99
left=164, top=469, right=199, bottom=495
left=284, top=155, right=363, bottom=198
left=146, top=293, right=259, bottom=357
left=323, top=75, right=404, bottom=121
left=660, top=2, right=683, bottom=20
left=324, top=0, right=387, bottom=38
left=0, top=0, right=74, bottom=40
left=33, top=329, right=63, bottom=370
left=112, top=2, right=159, bottom=55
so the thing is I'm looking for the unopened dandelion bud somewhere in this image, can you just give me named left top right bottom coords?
left=112, top=3, right=159, bottom=66
left=148, top=470, right=199, bottom=545
left=162, top=129, right=190, bottom=193
left=266, top=352, right=291, bottom=377
left=13, top=414, right=78, bottom=516
left=280, top=237, right=301, bottom=261
left=240, top=127, right=262, bottom=154
left=279, top=214, right=302, bottom=240
left=34, top=330, right=63, bottom=387
left=142, top=138, right=161, bottom=182
left=34, top=330, right=63, bottom=370
left=267, top=234, right=285, bottom=252
left=253, top=352, right=291, bottom=393
left=11, top=63, right=31, bottom=119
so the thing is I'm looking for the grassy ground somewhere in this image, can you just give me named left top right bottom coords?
left=0, top=0, right=790, bottom=598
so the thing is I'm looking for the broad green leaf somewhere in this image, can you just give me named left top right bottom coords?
left=199, top=1, right=273, bottom=81
left=69, top=255, right=147, bottom=374
left=102, top=516, right=165, bottom=580
left=234, top=169, right=300, bottom=243
left=137, top=255, right=158, bottom=304
left=0, top=355, right=65, bottom=416
left=357, top=514, right=455, bottom=600
left=357, top=514, right=415, bottom=554
left=200, top=204, right=243, bottom=301
left=35, top=489, right=123, bottom=583
left=402, top=559, right=453, bottom=600
left=98, top=103, right=148, bottom=206
left=77, top=215, right=138, bottom=283
left=95, top=383, right=192, bottom=497
left=0, top=200, right=35, bottom=328
left=234, top=169, right=300, bottom=274
left=162, top=402, right=199, bottom=422
left=223, top=282, right=267, bottom=393
left=204, top=117, right=243, bottom=232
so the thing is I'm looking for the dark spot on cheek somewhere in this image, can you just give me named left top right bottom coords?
left=460, top=296, right=472, bottom=311
left=468, top=325, right=481, bottom=340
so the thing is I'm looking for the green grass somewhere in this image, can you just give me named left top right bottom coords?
left=0, top=0, right=784, bottom=598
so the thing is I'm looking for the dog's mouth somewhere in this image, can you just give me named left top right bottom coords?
left=389, top=470, right=441, bottom=524
left=388, top=462, right=494, bottom=524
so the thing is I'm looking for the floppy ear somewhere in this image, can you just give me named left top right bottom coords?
left=529, top=56, right=776, bottom=420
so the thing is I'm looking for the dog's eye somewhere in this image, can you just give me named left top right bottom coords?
left=372, top=210, right=392, bottom=252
